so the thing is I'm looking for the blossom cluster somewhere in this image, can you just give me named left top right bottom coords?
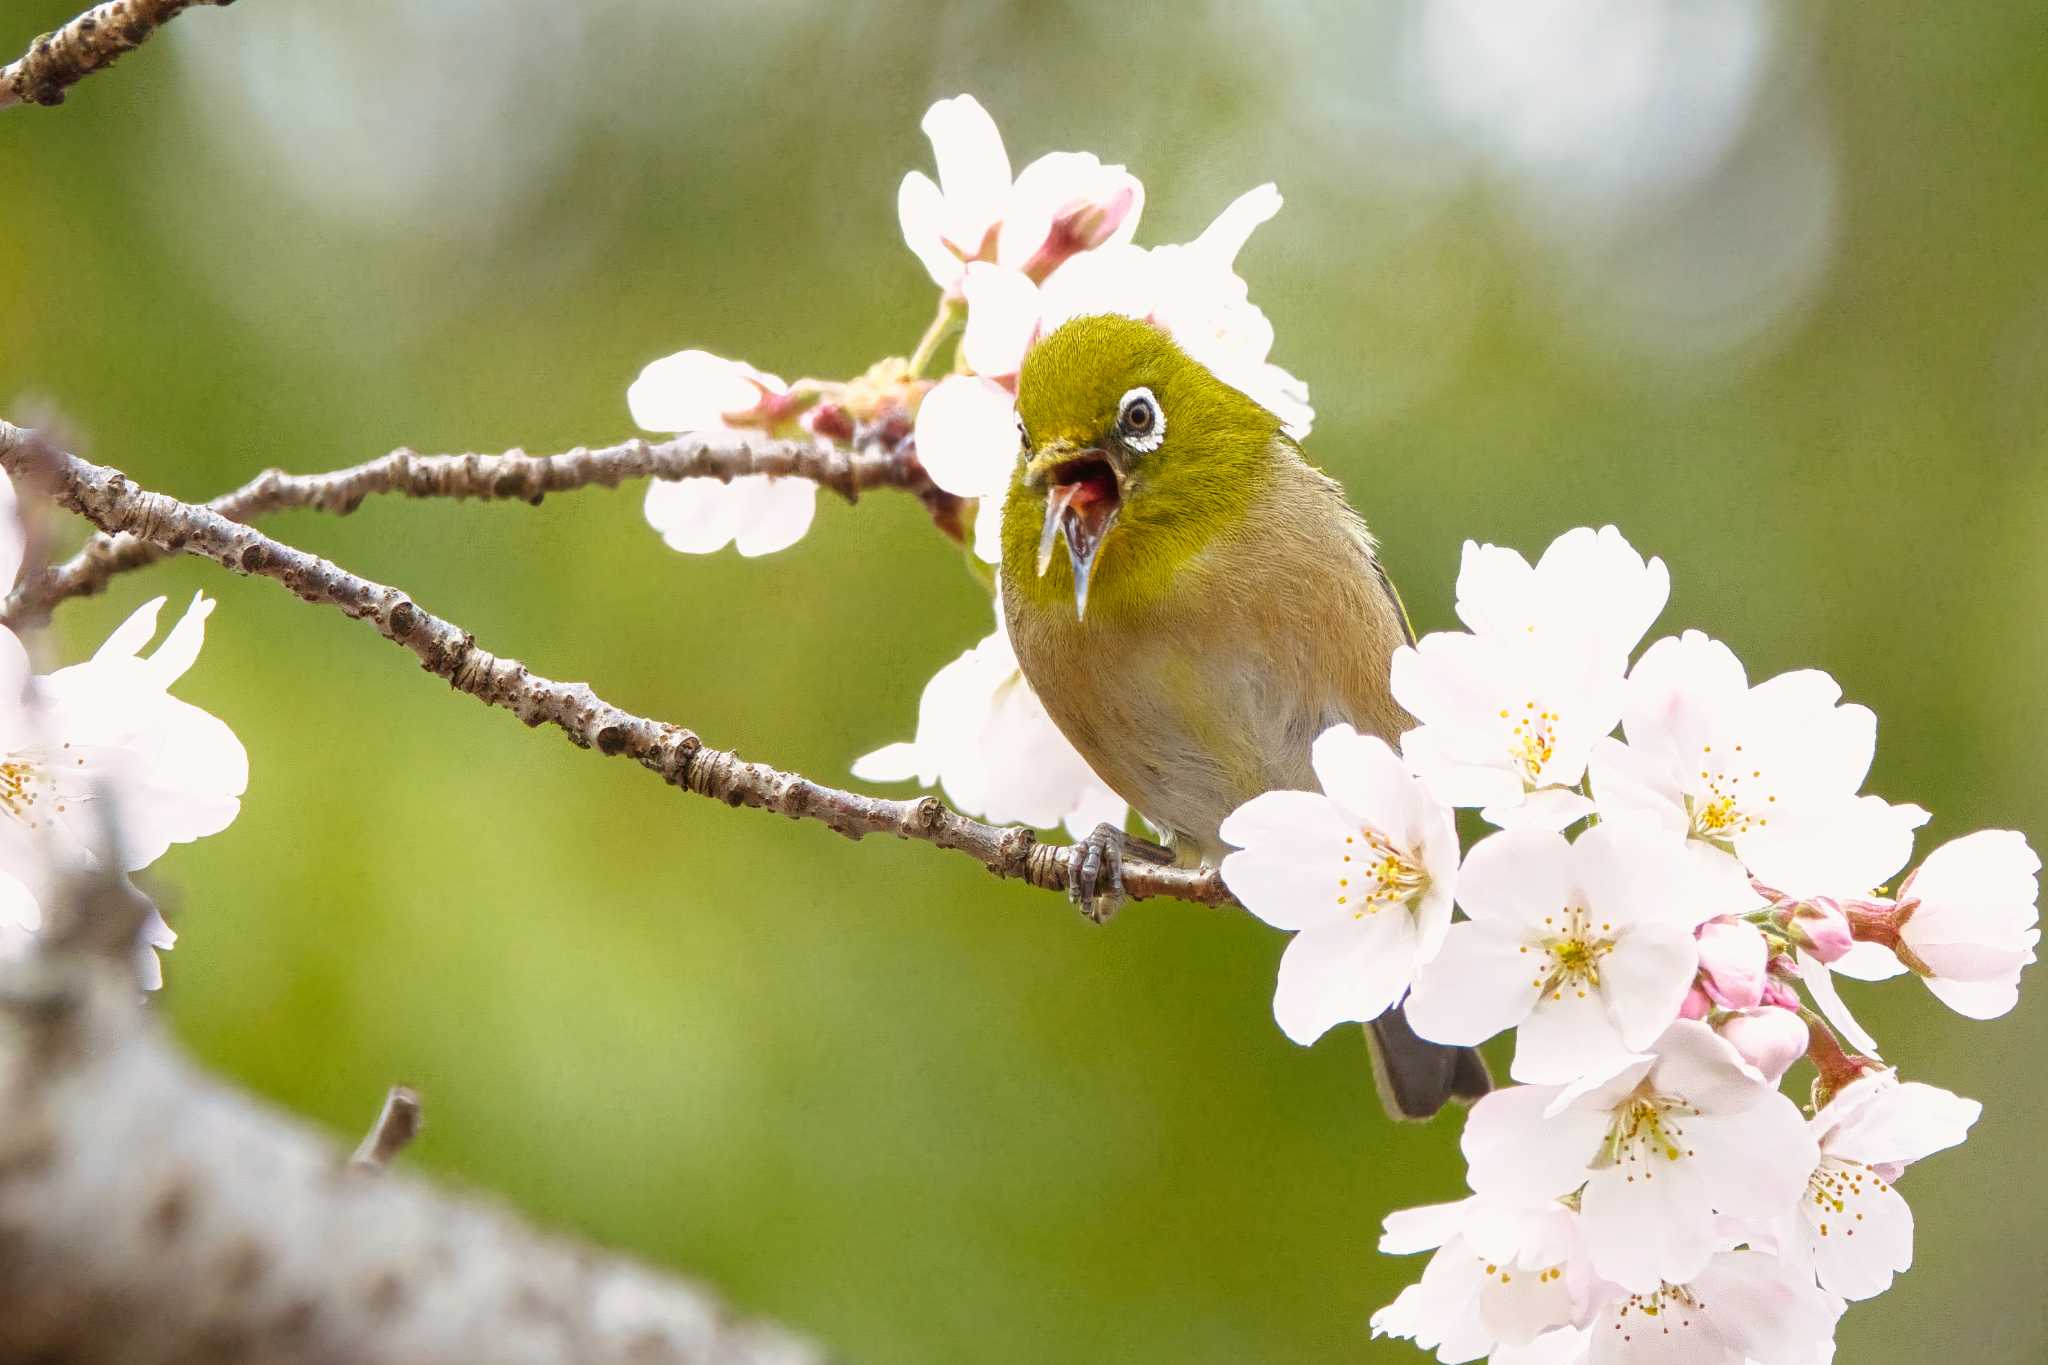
left=616, top=96, right=2038, bottom=1359
left=625, top=96, right=1312, bottom=832
left=0, top=473, right=247, bottom=987
left=1220, top=526, right=2033, bottom=1363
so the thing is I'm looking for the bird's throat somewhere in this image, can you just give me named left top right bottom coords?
left=1034, top=459, right=1121, bottom=621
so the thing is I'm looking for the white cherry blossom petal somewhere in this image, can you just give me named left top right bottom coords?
left=959, top=262, right=1042, bottom=377
left=1273, top=912, right=1419, bottom=1043
left=914, top=374, right=1020, bottom=500
left=1796, top=948, right=1881, bottom=1056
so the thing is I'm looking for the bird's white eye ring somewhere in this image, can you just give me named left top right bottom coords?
left=1117, top=387, right=1164, bottom=454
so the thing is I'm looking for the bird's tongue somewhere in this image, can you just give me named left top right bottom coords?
left=1034, top=468, right=1121, bottom=621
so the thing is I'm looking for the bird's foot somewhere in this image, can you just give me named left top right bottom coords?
left=1068, top=824, right=1174, bottom=924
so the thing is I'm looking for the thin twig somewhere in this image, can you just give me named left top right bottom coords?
left=0, top=424, right=1233, bottom=909
left=1, top=0, right=225, bottom=110
left=3, top=429, right=960, bottom=626
left=350, top=1085, right=424, bottom=1173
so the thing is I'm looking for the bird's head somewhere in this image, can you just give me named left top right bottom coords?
left=1002, top=314, right=1281, bottom=623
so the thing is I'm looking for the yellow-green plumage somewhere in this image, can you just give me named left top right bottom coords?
left=997, top=314, right=1487, bottom=1120
left=1000, top=315, right=1409, bottom=862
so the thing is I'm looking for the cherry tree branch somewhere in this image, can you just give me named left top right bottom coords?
left=0, top=423, right=1233, bottom=909
left=2, top=429, right=961, bottom=626
left=350, top=1085, right=424, bottom=1173
left=0, top=960, right=826, bottom=1364
left=1, top=0, right=226, bottom=110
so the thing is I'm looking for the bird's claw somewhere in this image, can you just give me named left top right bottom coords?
left=1067, top=824, right=1172, bottom=924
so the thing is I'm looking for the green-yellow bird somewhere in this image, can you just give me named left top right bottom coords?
left=998, top=313, right=1490, bottom=1120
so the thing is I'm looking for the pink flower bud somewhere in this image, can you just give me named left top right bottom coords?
left=1696, top=918, right=1767, bottom=1010
left=1678, top=984, right=1714, bottom=1020
left=1761, top=972, right=1801, bottom=1011
left=1783, top=896, right=1855, bottom=963
left=1716, top=1007, right=1810, bottom=1086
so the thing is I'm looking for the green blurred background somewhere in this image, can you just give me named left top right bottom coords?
left=4, top=1, right=2044, bottom=1359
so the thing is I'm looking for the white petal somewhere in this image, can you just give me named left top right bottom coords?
left=1379, top=1198, right=1476, bottom=1255
left=1823, top=1080, right=1980, bottom=1167
left=1308, top=725, right=1415, bottom=839
left=921, top=94, right=1011, bottom=247
left=1453, top=540, right=1534, bottom=638
left=1690, top=1249, right=1844, bottom=1363
left=138, top=592, right=213, bottom=688
left=1486, top=786, right=1596, bottom=831
left=1922, top=969, right=2029, bottom=1020
left=1218, top=790, right=1364, bottom=932
left=851, top=741, right=926, bottom=785
left=1588, top=735, right=1688, bottom=836
left=1802, top=1156, right=1913, bottom=1300
left=1453, top=828, right=1575, bottom=935
left=1685, top=1094, right=1818, bottom=1231
left=1400, top=722, right=1525, bottom=811
left=1796, top=948, right=1882, bottom=1056
left=959, top=262, right=1041, bottom=377
left=1622, top=630, right=1746, bottom=750
left=1406, top=922, right=1545, bottom=1046
left=897, top=171, right=959, bottom=288
left=93, top=595, right=166, bottom=663
left=1581, top=1144, right=1721, bottom=1292
left=1462, top=1084, right=1608, bottom=1202
left=1061, top=781, right=1127, bottom=844
left=1513, top=989, right=1637, bottom=1085
left=913, top=375, right=1019, bottom=499
left=1645, top=1019, right=1772, bottom=1115
left=627, top=350, right=777, bottom=433
left=643, top=478, right=744, bottom=554
left=1272, top=914, right=1419, bottom=1044
left=1828, top=940, right=1907, bottom=981
left=1186, top=183, right=1282, bottom=266
left=730, top=477, right=817, bottom=557
left=1603, top=927, right=1702, bottom=1050
left=0, top=470, right=20, bottom=593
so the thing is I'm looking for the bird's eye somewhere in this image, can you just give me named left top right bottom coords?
left=1116, top=387, right=1165, bottom=454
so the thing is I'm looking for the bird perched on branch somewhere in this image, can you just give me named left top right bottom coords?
left=998, top=313, right=1489, bottom=1119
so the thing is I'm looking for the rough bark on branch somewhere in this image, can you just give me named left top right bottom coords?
left=2, top=430, right=958, bottom=626
left=0, top=964, right=826, bottom=1365
left=0, top=423, right=1233, bottom=909
left=1, top=0, right=223, bottom=110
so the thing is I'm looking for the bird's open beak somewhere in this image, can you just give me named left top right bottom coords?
left=1025, top=446, right=1122, bottom=621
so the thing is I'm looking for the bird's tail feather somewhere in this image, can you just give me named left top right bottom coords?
left=1364, top=1002, right=1492, bottom=1121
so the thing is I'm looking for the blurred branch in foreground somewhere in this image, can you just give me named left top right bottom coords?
left=0, top=954, right=825, bottom=1364
left=0, top=0, right=226, bottom=110
left=0, top=420, right=1231, bottom=908
left=2, top=431, right=961, bottom=625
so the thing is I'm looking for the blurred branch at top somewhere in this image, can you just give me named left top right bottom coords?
left=0, top=0, right=227, bottom=109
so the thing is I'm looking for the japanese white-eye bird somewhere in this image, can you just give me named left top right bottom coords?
left=998, top=313, right=1489, bottom=1120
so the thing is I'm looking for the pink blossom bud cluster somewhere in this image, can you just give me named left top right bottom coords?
left=1219, top=525, right=2035, bottom=1363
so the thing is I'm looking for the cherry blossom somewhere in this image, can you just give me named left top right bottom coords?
left=1406, top=825, right=1736, bottom=1083
left=851, top=606, right=1123, bottom=839
left=5, top=593, right=248, bottom=877
left=1589, top=630, right=1925, bottom=897
left=897, top=94, right=1142, bottom=292
left=1586, top=1248, right=1842, bottom=1365
left=1452, top=527, right=1670, bottom=665
left=1463, top=1021, right=1816, bottom=1291
left=1884, top=830, right=2041, bottom=1020
left=1784, top=1070, right=1980, bottom=1301
left=1219, top=726, right=1458, bottom=1045
left=628, top=349, right=818, bottom=557
left=1371, top=1195, right=1592, bottom=1363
